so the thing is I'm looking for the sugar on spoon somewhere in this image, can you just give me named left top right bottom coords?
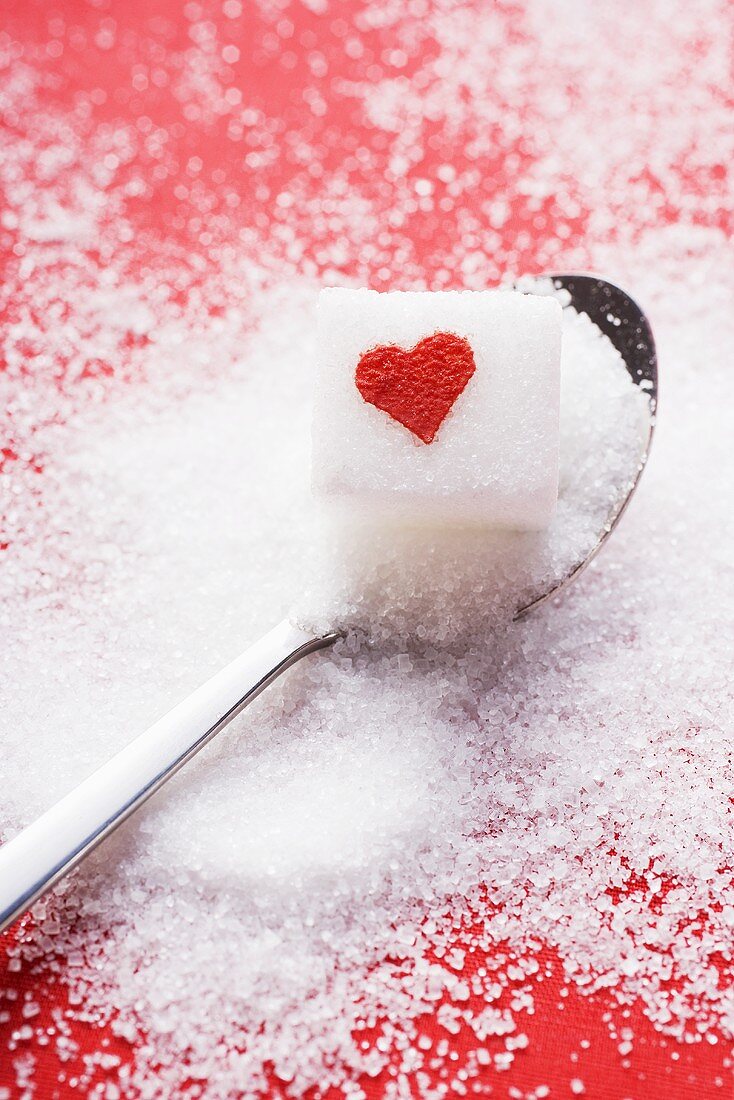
left=0, top=274, right=657, bottom=934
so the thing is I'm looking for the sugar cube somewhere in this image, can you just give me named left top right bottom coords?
left=311, top=288, right=562, bottom=529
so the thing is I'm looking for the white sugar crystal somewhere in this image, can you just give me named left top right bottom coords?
left=312, top=289, right=562, bottom=530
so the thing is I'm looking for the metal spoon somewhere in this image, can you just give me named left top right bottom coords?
left=0, top=274, right=657, bottom=934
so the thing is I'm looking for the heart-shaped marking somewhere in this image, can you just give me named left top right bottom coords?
left=355, top=331, right=476, bottom=444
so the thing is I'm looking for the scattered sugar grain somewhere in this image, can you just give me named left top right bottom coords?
left=3, top=249, right=730, bottom=1096
left=2, top=4, right=734, bottom=1098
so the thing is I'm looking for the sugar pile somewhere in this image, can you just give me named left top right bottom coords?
left=2, top=0, right=734, bottom=1096
left=4, top=248, right=734, bottom=1097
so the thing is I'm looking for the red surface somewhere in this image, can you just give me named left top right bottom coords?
left=356, top=332, right=476, bottom=444
left=1, top=1, right=733, bottom=1097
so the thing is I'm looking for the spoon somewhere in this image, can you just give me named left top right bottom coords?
left=0, top=274, right=657, bottom=935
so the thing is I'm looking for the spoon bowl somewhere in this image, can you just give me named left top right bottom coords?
left=515, top=273, right=657, bottom=617
left=0, top=274, right=657, bottom=934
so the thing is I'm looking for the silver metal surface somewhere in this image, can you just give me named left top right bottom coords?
left=514, top=273, right=657, bottom=618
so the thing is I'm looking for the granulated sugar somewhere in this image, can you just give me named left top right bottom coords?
left=2, top=1, right=734, bottom=1096
left=3, top=247, right=734, bottom=1096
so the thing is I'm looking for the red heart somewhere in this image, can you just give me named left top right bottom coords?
left=355, top=332, right=476, bottom=445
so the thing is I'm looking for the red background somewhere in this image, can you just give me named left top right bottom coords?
left=1, top=1, right=732, bottom=1096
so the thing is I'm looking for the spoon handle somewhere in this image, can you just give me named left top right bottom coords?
left=0, top=620, right=337, bottom=935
